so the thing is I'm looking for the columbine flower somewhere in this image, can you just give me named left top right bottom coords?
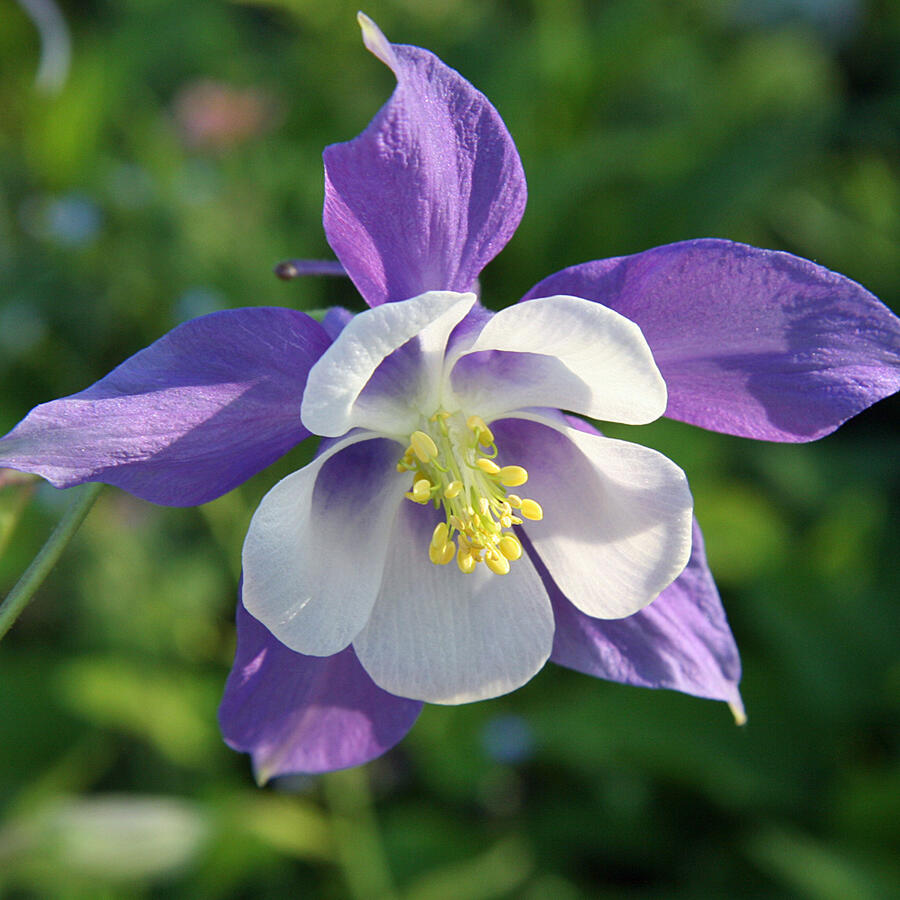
left=238, top=288, right=693, bottom=715
left=2, top=14, right=899, bottom=779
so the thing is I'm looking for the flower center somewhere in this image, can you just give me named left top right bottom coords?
left=396, top=412, right=543, bottom=575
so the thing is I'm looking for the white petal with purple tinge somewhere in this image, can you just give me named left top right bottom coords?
left=550, top=513, right=743, bottom=711
left=301, top=292, right=475, bottom=438
left=447, top=295, right=666, bottom=424
left=242, top=435, right=407, bottom=656
left=493, top=415, right=693, bottom=620
left=354, top=501, right=554, bottom=704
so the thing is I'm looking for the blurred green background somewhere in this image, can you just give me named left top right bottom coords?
left=1, top=0, right=898, bottom=897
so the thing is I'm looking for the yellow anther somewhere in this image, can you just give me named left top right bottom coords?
left=519, top=498, right=543, bottom=521
left=412, top=478, right=432, bottom=502
left=498, top=465, right=528, bottom=487
left=410, top=430, right=439, bottom=463
left=457, top=549, right=476, bottom=574
left=429, top=538, right=455, bottom=565
left=431, top=522, right=449, bottom=548
left=467, top=415, right=494, bottom=446
left=400, top=410, right=543, bottom=576
left=498, top=534, right=522, bottom=561
left=485, top=553, right=510, bottom=575
left=438, top=541, right=455, bottom=565
left=444, top=480, right=463, bottom=499
left=476, top=457, right=501, bottom=475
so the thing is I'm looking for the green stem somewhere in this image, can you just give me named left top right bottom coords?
left=0, top=482, right=103, bottom=641
left=322, top=766, right=398, bottom=900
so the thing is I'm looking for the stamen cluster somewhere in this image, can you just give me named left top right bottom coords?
left=397, top=412, right=543, bottom=575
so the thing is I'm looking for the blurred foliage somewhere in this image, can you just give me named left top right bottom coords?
left=1, top=0, right=898, bottom=897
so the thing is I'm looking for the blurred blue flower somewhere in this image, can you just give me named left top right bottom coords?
left=45, top=194, right=102, bottom=246
left=482, top=715, right=535, bottom=765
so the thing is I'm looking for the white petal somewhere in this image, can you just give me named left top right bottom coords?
left=301, top=291, right=476, bottom=437
left=353, top=502, right=554, bottom=704
left=448, top=295, right=666, bottom=424
left=242, top=434, right=407, bottom=655
left=493, top=414, right=693, bottom=619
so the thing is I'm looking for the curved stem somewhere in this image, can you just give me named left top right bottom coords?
left=0, top=482, right=103, bottom=641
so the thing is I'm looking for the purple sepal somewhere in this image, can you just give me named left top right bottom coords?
left=543, top=517, right=742, bottom=708
left=323, top=20, right=527, bottom=307
left=524, top=239, right=900, bottom=442
left=219, top=598, right=423, bottom=780
left=0, top=308, right=330, bottom=506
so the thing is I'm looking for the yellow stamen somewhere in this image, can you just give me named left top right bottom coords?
left=457, top=549, right=476, bottom=574
left=498, top=465, right=528, bottom=487
left=431, top=522, right=448, bottom=548
left=466, top=415, right=494, bottom=446
left=476, top=457, right=500, bottom=475
left=399, top=410, right=543, bottom=575
left=412, top=478, right=432, bottom=503
left=485, top=553, right=510, bottom=575
left=429, top=537, right=455, bottom=565
left=410, top=430, right=439, bottom=463
left=498, top=534, right=522, bottom=560
left=444, top=480, right=463, bottom=499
